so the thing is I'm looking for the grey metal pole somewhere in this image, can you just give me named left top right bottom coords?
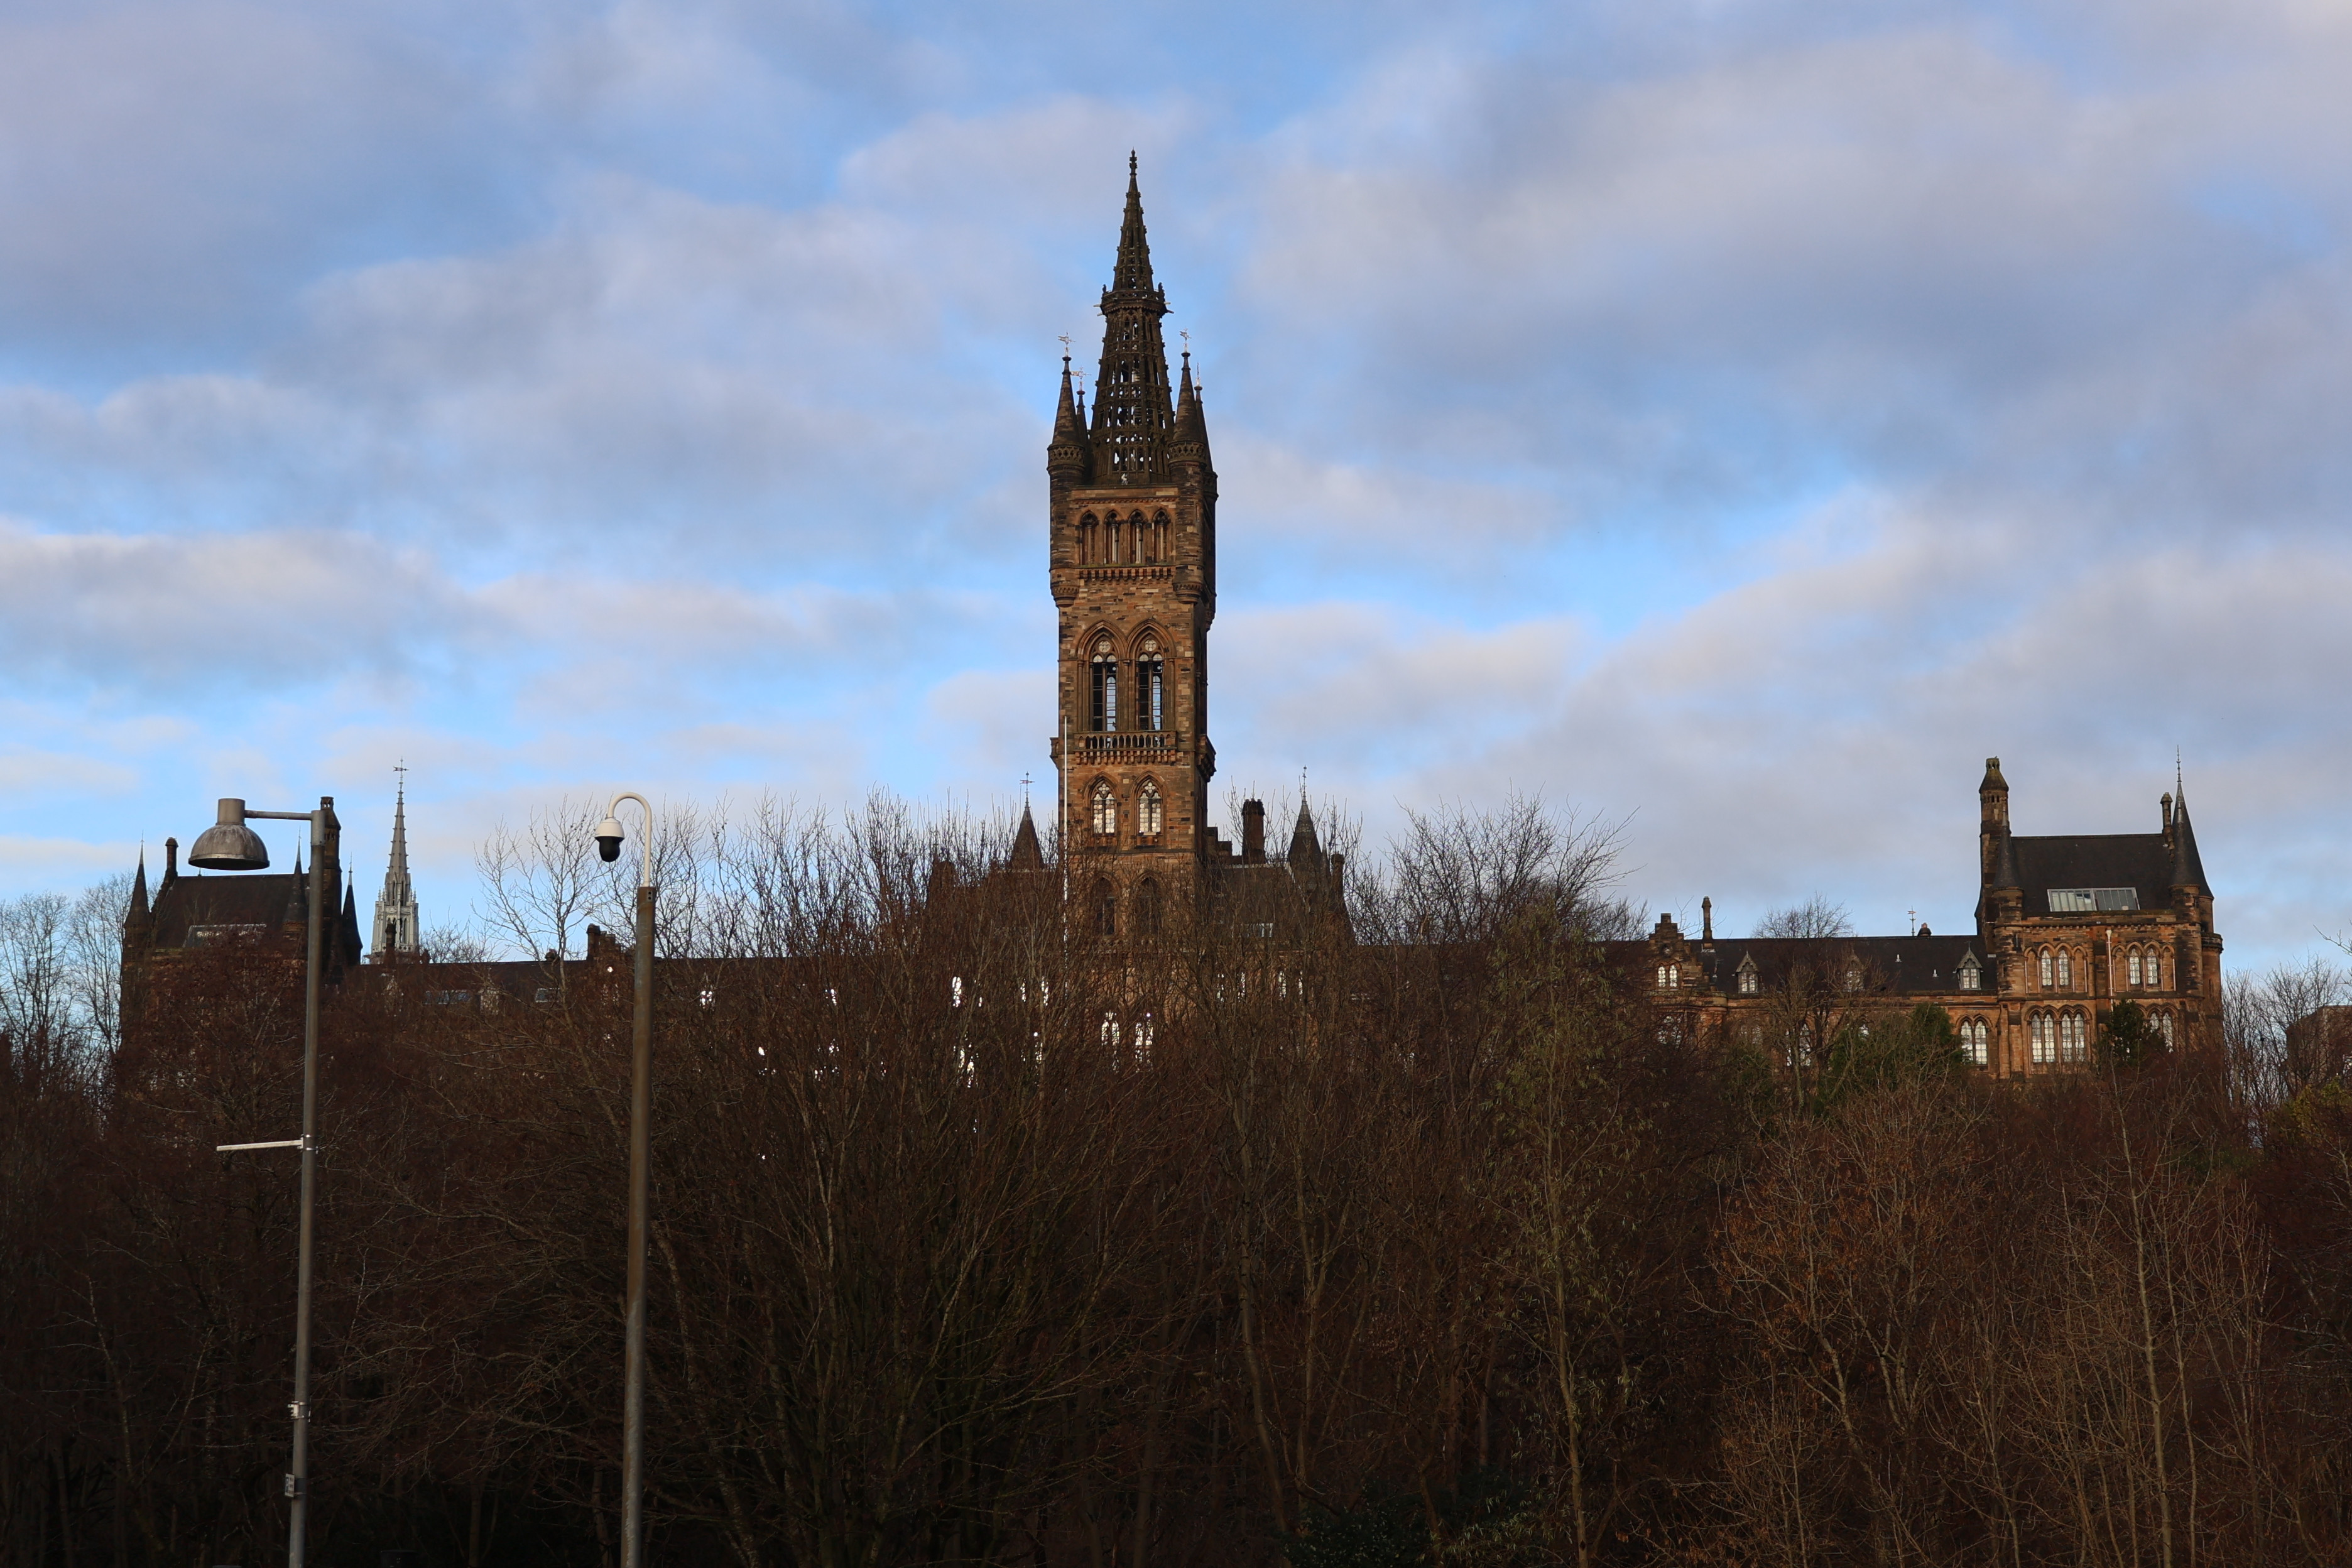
left=287, top=804, right=326, bottom=1568
left=621, top=878, right=655, bottom=1568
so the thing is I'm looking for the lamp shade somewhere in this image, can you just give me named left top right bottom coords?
left=188, top=798, right=271, bottom=870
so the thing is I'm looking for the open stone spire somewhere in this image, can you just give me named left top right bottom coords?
left=371, top=773, right=420, bottom=960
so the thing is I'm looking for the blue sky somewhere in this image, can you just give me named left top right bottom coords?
left=4, top=0, right=2350, bottom=967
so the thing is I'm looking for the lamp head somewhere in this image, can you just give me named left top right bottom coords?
left=188, top=798, right=271, bottom=871
left=594, top=816, right=626, bottom=863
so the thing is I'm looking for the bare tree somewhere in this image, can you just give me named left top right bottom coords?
left=1359, top=793, right=1628, bottom=946
left=1751, top=895, right=1854, bottom=940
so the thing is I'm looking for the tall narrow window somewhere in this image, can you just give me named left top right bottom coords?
left=1138, top=778, right=1163, bottom=836
left=1091, top=781, right=1116, bottom=837
left=1137, top=635, right=1165, bottom=731
left=2056, top=950, right=2072, bottom=989
left=2039, top=950, right=2053, bottom=988
left=1151, top=509, right=1170, bottom=562
left=1079, top=513, right=1099, bottom=564
left=2145, top=951, right=2160, bottom=988
left=2158, top=1010, right=2174, bottom=1047
left=1092, top=879, right=1116, bottom=937
left=1090, top=637, right=1118, bottom=731
left=2128, top=950, right=2143, bottom=987
left=2061, top=1011, right=2086, bottom=1062
left=1136, top=878, right=1163, bottom=936
left=1963, top=1018, right=1989, bottom=1065
left=2031, top=1013, right=2054, bottom=1064
left=1959, top=957, right=1981, bottom=992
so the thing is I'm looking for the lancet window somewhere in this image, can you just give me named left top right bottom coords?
left=1138, top=778, right=1163, bottom=837
left=1136, top=635, right=1165, bottom=731
left=1090, top=781, right=1117, bottom=837
left=1090, top=637, right=1118, bottom=732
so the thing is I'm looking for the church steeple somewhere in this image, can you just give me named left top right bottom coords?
left=1090, top=154, right=1177, bottom=485
left=371, top=773, right=421, bottom=961
left=1045, top=158, right=1220, bottom=933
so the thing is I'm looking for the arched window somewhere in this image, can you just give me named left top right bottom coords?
left=2031, top=1012, right=2054, bottom=1065
left=1090, top=781, right=1116, bottom=837
left=1092, top=878, right=1116, bottom=937
left=1737, top=959, right=1758, bottom=996
left=1962, top=1018, right=1990, bottom=1066
left=1079, top=512, right=1099, bottom=564
left=2055, top=949, right=2073, bottom=989
left=1138, top=778, right=1163, bottom=836
left=2157, top=1010, right=2175, bottom=1047
left=1090, top=636, right=1118, bottom=731
left=2128, top=949, right=2143, bottom=987
left=2061, top=1010, right=2087, bottom=1062
left=1136, top=878, right=1163, bottom=936
left=2039, top=949, right=2054, bottom=988
left=2145, top=950, right=2160, bottom=988
left=1136, top=634, right=1165, bottom=731
left=1150, top=509, right=1170, bottom=562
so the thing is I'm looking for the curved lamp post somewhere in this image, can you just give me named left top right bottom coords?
left=189, top=795, right=335, bottom=1568
left=592, top=793, right=656, bottom=1568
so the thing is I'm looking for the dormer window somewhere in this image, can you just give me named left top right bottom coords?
left=1737, top=959, right=1758, bottom=996
left=1958, top=956, right=1981, bottom=993
left=2047, top=887, right=2139, bottom=913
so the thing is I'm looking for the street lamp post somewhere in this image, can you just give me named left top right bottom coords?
left=592, top=793, right=656, bottom=1568
left=189, top=795, right=337, bottom=1568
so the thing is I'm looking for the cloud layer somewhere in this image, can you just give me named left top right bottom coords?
left=3, top=0, right=2349, bottom=970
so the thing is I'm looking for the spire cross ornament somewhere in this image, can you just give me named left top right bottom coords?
left=1021, top=772, right=1033, bottom=805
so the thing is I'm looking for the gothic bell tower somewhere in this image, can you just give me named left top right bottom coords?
left=1047, top=156, right=1217, bottom=935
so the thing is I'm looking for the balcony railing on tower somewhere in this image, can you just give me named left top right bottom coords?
left=1079, top=731, right=1182, bottom=760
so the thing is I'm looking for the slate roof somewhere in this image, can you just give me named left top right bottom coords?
left=149, top=873, right=306, bottom=950
left=2009, top=834, right=2179, bottom=915
left=1688, top=934, right=1991, bottom=996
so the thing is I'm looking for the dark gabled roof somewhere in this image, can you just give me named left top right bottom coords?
left=148, top=873, right=304, bottom=950
left=1626, top=933, right=1990, bottom=997
left=2009, top=834, right=2179, bottom=915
